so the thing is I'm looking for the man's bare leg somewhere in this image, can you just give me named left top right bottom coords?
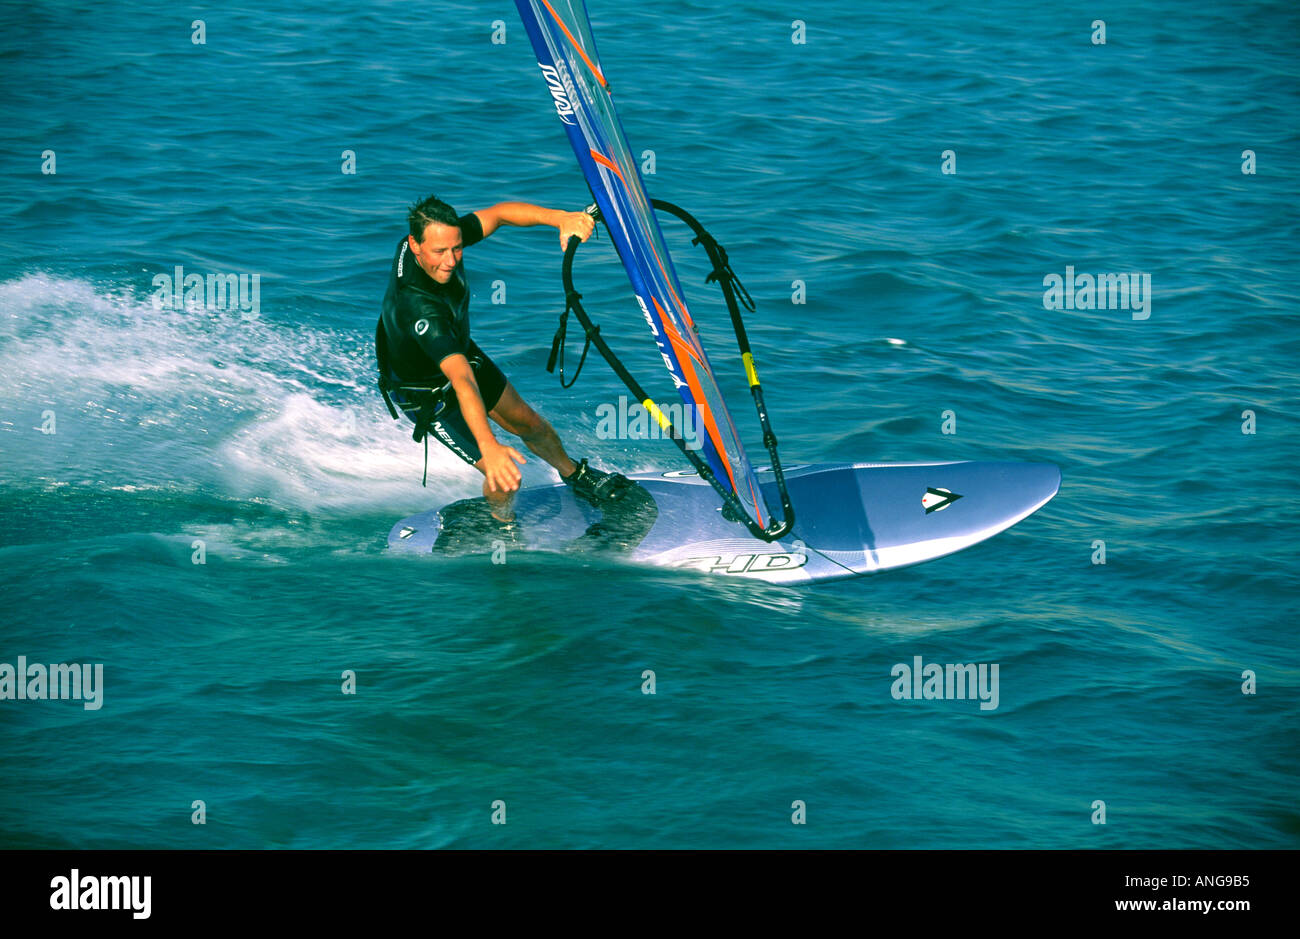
left=489, top=383, right=578, bottom=479
left=481, top=381, right=630, bottom=516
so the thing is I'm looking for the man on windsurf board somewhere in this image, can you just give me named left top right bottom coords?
left=376, top=194, right=631, bottom=529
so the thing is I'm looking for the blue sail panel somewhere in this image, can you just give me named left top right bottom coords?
left=514, top=0, right=768, bottom=527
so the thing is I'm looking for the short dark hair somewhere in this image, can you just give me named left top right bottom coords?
left=408, top=194, right=460, bottom=242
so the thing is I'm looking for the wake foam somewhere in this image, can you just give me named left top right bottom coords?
left=0, top=274, right=480, bottom=511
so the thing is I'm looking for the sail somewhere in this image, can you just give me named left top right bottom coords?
left=514, top=0, right=769, bottom=528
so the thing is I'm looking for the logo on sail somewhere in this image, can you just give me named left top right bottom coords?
left=538, top=63, right=576, bottom=125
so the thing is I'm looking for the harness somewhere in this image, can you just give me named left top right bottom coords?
left=377, top=321, right=456, bottom=485
left=375, top=320, right=450, bottom=436
left=376, top=321, right=488, bottom=485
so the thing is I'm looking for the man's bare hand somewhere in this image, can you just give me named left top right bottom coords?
left=481, top=441, right=526, bottom=493
left=557, top=210, right=595, bottom=249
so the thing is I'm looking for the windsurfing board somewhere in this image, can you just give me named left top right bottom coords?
left=387, top=461, right=1060, bottom=584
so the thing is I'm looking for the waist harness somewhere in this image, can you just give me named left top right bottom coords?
left=376, top=321, right=456, bottom=485
left=375, top=321, right=454, bottom=440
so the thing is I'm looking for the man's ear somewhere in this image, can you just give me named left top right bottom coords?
left=408, top=234, right=420, bottom=252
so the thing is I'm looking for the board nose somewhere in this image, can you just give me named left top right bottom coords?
left=1014, top=461, right=1062, bottom=512
left=773, top=461, right=1062, bottom=576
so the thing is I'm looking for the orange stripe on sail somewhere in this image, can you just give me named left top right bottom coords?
left=658, top=304, right=763, bottom=525
left=650, top=245, right=694, bottom=330
left=659, top=324, right=741, bottom=497
left=682, top=378, right=741, bottom=499
left=589, top=149, right=625, bottom=183
left=653, top=298, right=702, bottom=366
left=541, top=0, right=608, bottom=88
left=601, top=165, right=695, bottom=333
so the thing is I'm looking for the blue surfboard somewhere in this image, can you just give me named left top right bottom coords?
left=387, top=461, right=1060, bottom=584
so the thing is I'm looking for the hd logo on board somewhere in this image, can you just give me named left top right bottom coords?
left=681, top=552, right=808, bottom=575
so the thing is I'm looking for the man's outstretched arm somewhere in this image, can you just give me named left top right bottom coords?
left=439, top=353, right=526, bottom=493
left=472, top=202, right=594, bottom=249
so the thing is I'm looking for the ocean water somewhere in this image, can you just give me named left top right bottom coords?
left=1, top=0, right=1297, bottom=849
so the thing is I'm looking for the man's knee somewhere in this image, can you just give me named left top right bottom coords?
left=509, top=406, right=550, bottom=441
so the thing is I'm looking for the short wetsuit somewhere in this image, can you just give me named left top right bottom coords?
left=376, top=213, right=508, bottom=466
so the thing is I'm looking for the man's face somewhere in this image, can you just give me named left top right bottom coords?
left=409, top=222, right=463, bottom=284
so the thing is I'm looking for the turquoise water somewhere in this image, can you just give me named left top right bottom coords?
left=1, top=1, right=1297, bottom=848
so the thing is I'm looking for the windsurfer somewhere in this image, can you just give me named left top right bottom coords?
left=376, top=193, right=631, bottom=524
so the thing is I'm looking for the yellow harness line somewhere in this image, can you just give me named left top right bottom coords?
left=742, top=351, right=760, bottom=388
left=642, top=398, right=673, bottom=431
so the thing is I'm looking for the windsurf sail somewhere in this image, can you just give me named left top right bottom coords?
left=514, top=0, right=783, bottom=536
